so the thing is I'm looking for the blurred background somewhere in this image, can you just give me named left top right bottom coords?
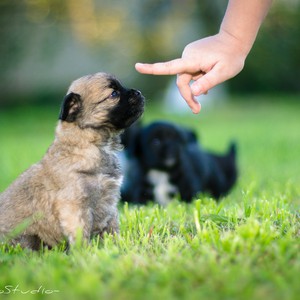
left=0, top=0, right=299, bottom=108
left=0, top=0, right=300, bottom=202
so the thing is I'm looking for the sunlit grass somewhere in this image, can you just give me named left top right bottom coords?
left=0, top=96, right=299, bottom=300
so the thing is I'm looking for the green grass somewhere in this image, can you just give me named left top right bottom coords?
left=0, top=95, right=300, bottom=300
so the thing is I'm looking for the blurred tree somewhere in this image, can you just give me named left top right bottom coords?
left=229, top=1, right=300, bottom=94
left=0, top=0, right=200, bottom=105
left=0, top=0, right=299, bottom=107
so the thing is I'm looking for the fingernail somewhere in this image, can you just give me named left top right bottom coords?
left=191, top=100, right=201, bottom=114
left=192, top=108, right=200, bottom=114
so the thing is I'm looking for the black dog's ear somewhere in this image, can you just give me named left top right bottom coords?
left=188, top=130, right=198, bottom=143
left=122, top=121, right=143, bottom=157
left=182, top=127, right=199, bottom=144
left=123, top=127, right=142, bottom=158
left=59, top=93, right=82, bottom=122
left=132, top=129, right=144, bottom=158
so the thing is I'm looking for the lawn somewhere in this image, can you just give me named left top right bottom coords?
left=0, top=95, right=299, bottom=300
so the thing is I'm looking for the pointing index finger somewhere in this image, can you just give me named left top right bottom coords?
left=135, top=59, right=188, bottom=75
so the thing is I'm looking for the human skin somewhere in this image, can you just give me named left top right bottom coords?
left=135, top=0, right=273, bottom=113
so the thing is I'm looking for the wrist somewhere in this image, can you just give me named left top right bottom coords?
left=218, top=0, right=272, bottom=57
left=217, top=28, right=252, bottom=57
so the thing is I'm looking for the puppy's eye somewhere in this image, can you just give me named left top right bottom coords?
left=152, top=138, right=161, bottom=147
left=110, top=90, right=120, bottom=98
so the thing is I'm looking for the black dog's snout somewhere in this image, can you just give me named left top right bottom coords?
left=131, top=89, right=141, bottom=97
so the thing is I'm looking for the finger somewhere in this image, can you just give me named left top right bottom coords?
left=191, top=71, right=205, bottom=82
left=135, top=59, right=191, bottom=75
left=191, top=66, right=223, bottom=95
left=176, top=74, right=201, bottom=114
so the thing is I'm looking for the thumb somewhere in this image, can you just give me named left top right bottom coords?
left=191, top=67, right=223, bottom=95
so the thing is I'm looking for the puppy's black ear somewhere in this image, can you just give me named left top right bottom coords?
left=59, top=93, right=82, bottom=122
left=122, top=122, right=143, bottom=158
left=184, top=128, right=198, bottom=144
left=132, top=130, right=143, bottom=158
left=124, top=127, right=142, bottom=158
left=228, top=142, right=237, bottom=158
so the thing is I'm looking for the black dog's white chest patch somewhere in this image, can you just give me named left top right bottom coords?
left=147, top=170, right=177, bottom=206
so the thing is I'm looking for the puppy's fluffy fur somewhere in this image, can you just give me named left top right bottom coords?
left=121, top=121, right=237, bottom=205
left=0, top=72, right=144, bottom=249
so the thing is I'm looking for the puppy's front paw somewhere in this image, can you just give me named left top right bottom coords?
left=96, top=214, right=119, bottom=238
left=58, top=204, right=92, bottom=246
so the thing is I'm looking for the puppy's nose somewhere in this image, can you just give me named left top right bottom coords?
left=131, top=89, right=141, bottom=97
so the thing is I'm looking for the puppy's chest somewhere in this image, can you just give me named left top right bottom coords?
left=99, top=151, right=122, bottom=178
left=146, top=170, right=177, bottom=206
left=80, top=151, right=122, bottom=193
left=78, top=147, right=122, bottom=177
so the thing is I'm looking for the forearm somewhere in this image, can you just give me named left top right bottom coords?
left=220, top=0, right=272, bottom=55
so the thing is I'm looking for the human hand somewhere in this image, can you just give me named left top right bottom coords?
left=135, top=32, right=247, bottom=114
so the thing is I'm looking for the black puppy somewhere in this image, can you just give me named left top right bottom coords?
left=121, top=121, right=238, bottom=205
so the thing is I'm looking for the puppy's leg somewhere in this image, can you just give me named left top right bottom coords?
left=99, top=208, right=119, bottom=237
left=92, top=175, right=120, bottom=237
left=56, top=202, right=92, bottom=246
left=174, top=151, right=203, bottom=202
left=11, top=235, right=42, bottom=251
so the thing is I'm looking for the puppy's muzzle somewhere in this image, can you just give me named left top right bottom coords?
left=131, top=89, right=141, bottom=97
left=128, top=89, right=145, bottom=111
left=129, top=89, right=143, bottom=103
